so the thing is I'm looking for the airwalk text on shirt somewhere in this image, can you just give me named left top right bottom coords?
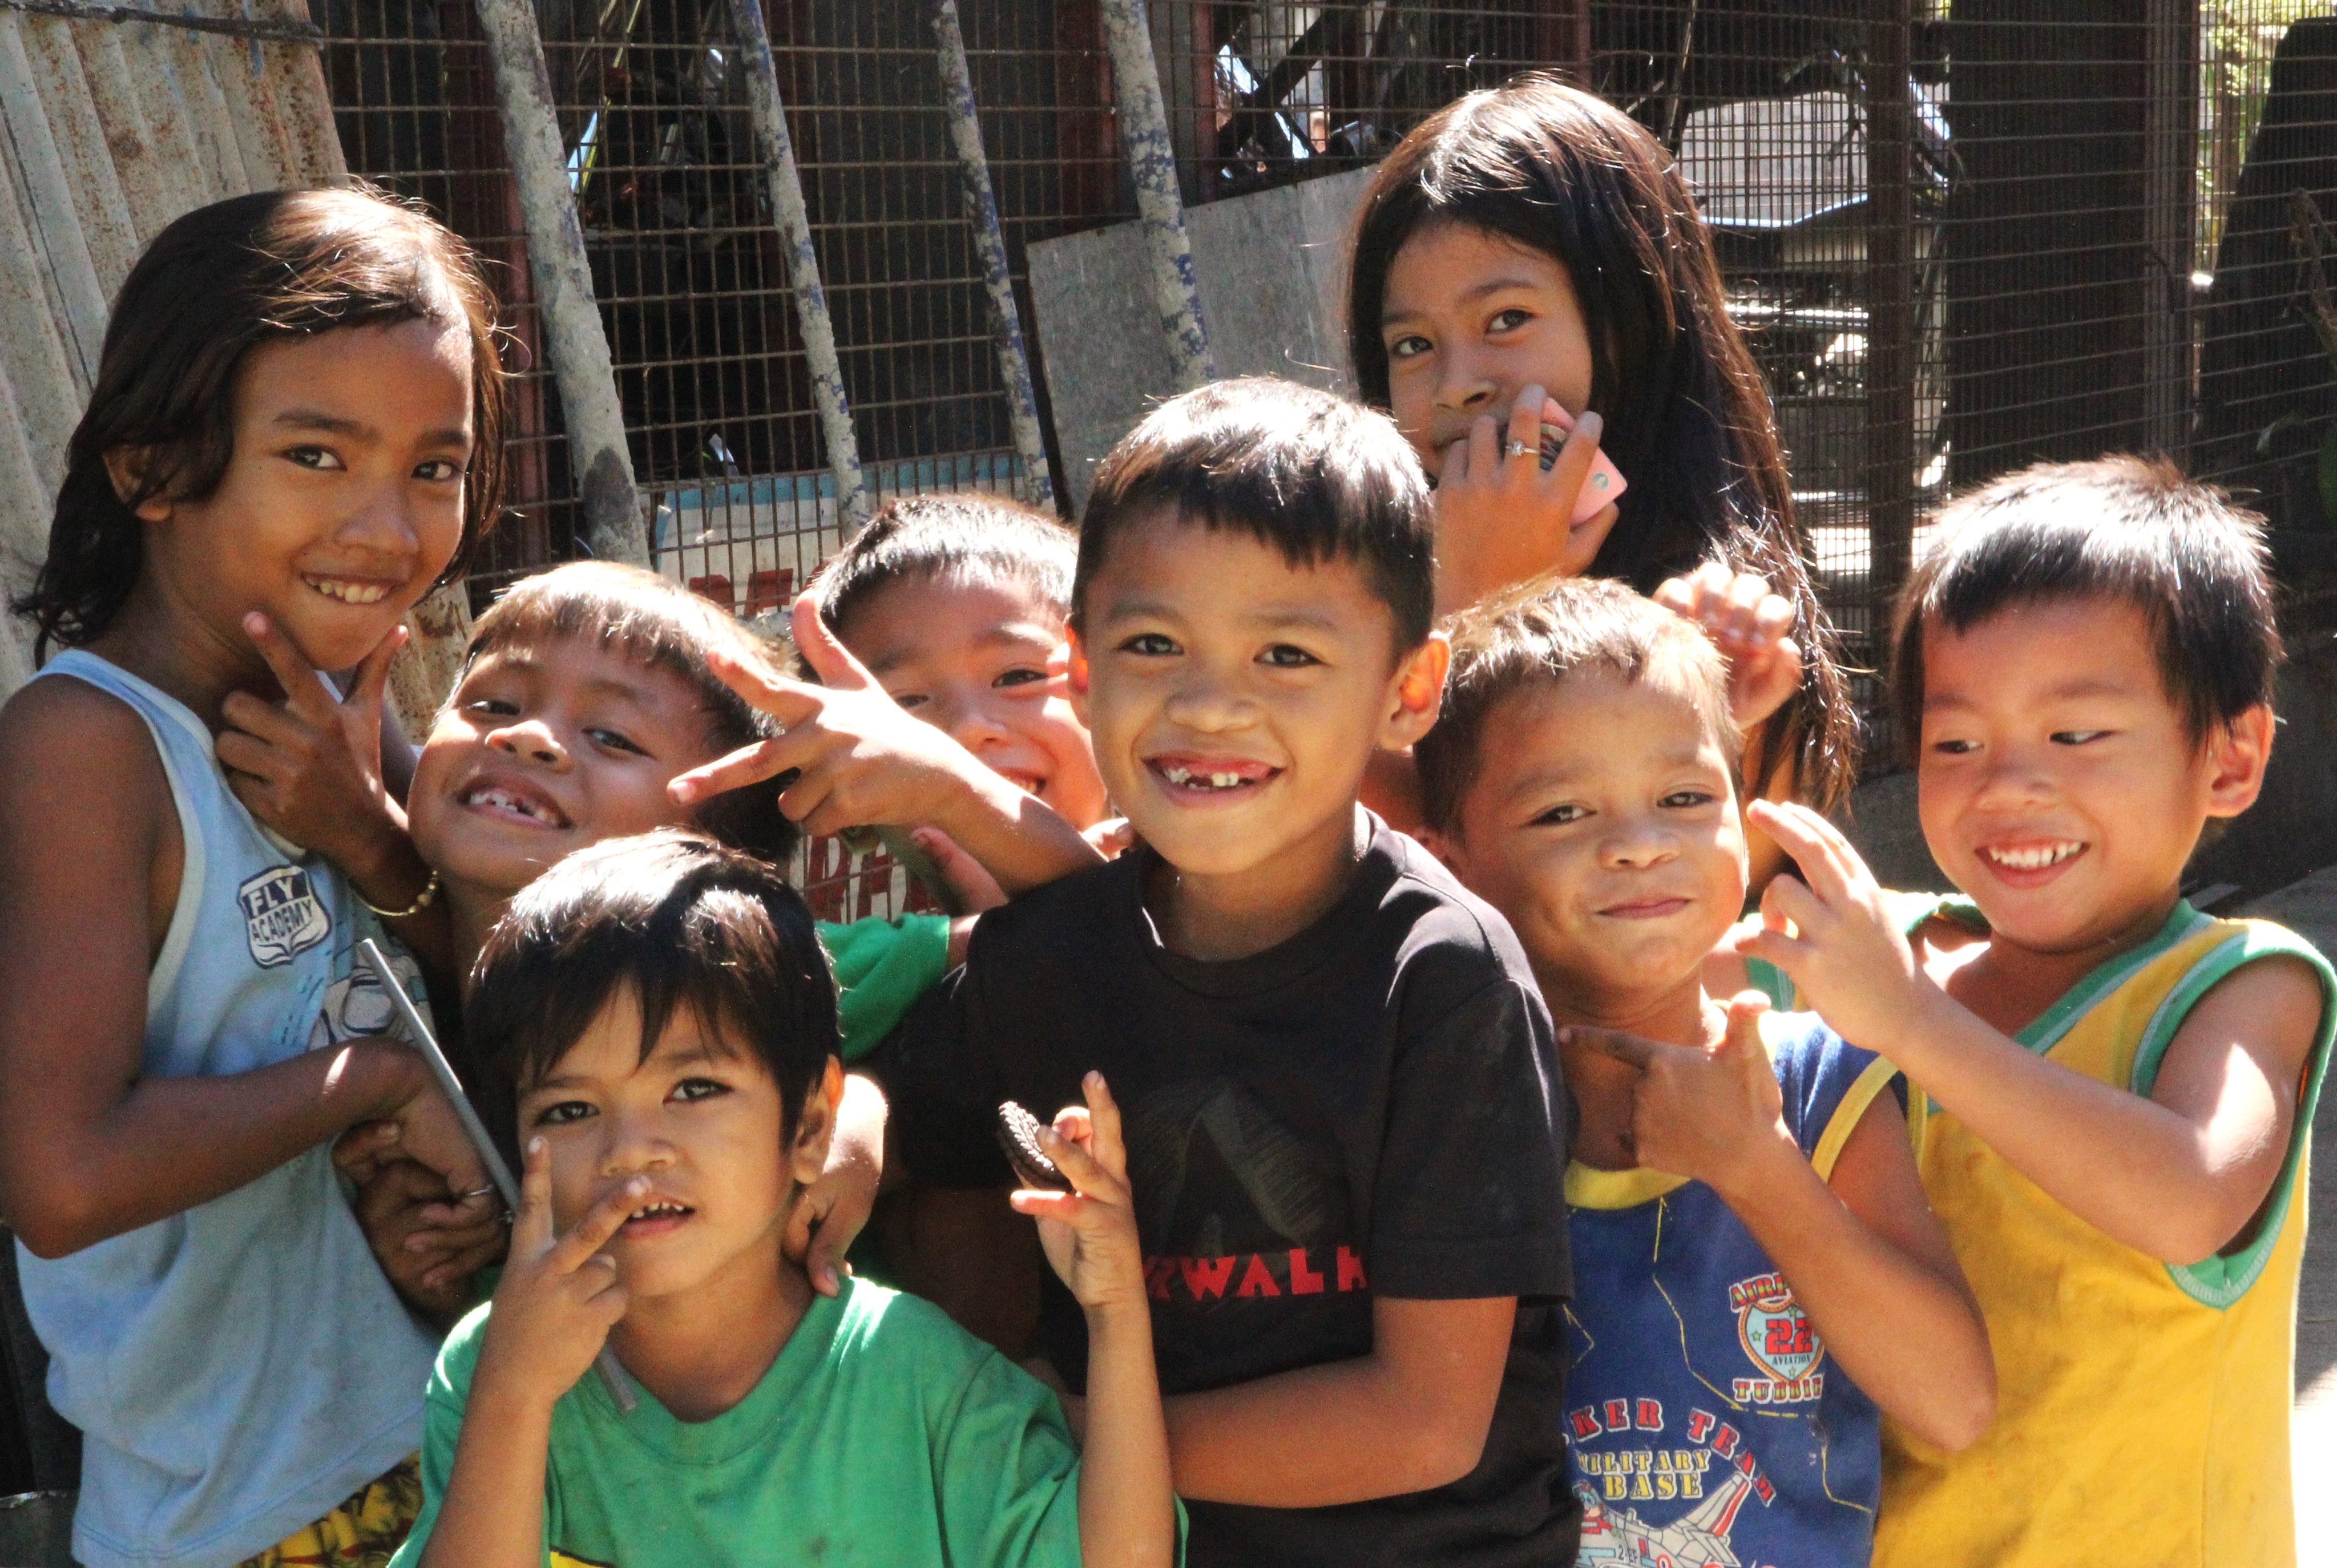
left=1141, top=1246, right=1370, bottom=1302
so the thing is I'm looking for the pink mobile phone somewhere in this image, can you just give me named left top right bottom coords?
left=1536, top=405, right=1629, bottom=525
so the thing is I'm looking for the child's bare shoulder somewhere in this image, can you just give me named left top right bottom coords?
left=0, top=673, right=167, bottom=801
left=2178, top=947, right=2326, bottom=1053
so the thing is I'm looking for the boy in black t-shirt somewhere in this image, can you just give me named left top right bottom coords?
left=873, top=377, right=1577, bottom=1567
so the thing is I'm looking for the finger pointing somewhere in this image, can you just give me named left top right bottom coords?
left=1560, top=1024, right=1670, bottom=1071
left=351, top=625, right=409, bottom=717
left=513, top=1137, right=558, bottom=1255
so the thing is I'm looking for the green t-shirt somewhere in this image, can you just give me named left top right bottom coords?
left=820, top=914, right=951, bottom=1061
left=389, top=1278, right=1087, bottom=1568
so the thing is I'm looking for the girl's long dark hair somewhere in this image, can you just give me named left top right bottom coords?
left=1347, top=74, right=1856, bottom=804
left=15, top=185, right=508, bottom=661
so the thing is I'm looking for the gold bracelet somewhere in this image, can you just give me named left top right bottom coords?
left=360, top=867, right=440, bottom=920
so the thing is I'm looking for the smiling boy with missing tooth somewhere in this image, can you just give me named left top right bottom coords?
left=872, top=378, right=1577, bottom=1567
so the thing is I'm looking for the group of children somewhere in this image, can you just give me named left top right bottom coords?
left=0, top=68, right=2325, bottom=1568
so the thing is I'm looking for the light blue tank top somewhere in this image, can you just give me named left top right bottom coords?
left=17, top=651, right=439, bottom=1568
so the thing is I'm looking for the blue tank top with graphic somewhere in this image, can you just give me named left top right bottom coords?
left=16, top=652, right=440, bottom=1568
left=1564, top=1013, right=1901, bottom=1568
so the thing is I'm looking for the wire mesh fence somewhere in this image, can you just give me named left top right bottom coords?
left=314, top=0, right=2337, bottom=903
left=318, top=0, right=1136, bottom=913
left=1148, top=0, right=2337, bottom=744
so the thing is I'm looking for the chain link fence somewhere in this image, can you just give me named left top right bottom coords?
left=316, top=0, right=2337, bottom=900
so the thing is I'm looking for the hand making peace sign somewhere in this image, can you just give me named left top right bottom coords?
left=668, top=593, right=1013, bottom=842
left=1561, top=993, right=1798, bottom=1200
left=217, top=611, right=407, bottom=864
left=473, top=1138, right=640, bottom=1408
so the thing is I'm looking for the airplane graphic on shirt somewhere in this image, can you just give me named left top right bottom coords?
left=1575, top=1470, right=1757, bottom=1567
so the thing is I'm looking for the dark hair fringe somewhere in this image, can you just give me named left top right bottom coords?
left=1345, top=72, right=1855, bottom=805
left=1417, top=573, right=1736, bottom=833
left=465, top=562, right=801, bottom=866
left=14, top=185, right=509, bottom=661
left=1073, top=377, right=1436, bottom=651
left=1888, top=455, right=2283, bottom=758
left=465, top=831, right=838, bottom=1174
left=810, top=491, right=1076, bottom=644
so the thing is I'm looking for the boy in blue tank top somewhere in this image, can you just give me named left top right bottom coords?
left=1414, top=577, right=1995, bottom=1566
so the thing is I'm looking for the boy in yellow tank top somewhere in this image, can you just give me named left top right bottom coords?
left=1732, top=456, right=2335, bottom=1567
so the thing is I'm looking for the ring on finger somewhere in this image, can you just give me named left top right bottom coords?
left=1503, top=439, right=1532, bottom=460
left=458, top=1183, right=499, bottom=1202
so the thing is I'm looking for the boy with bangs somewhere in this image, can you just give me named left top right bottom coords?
left=385, top=833, right=1177, bottom=1568
left=1411, top=576, right=1991, bottom=1567
left=1729, top=458, right=2336, bottom=1566
left=785, top=496, right=1117, bottom=1336
left=870, top=378, right=1578, bottom=1567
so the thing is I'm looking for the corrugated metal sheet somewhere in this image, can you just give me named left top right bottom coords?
left=0, top=0, right=482, bottom=726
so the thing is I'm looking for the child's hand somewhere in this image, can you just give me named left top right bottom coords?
left=344, top=1145, right=506, bottom=1325
left=218, top=615, right=415, bottom=876
left=907, top=827, right=1003, bottom=964
left=1565, top=993, right=1800, bottom=1200
left=668, top=596, right=1004, bottom=839
left=910, top=826, right=1009, bottom=915
left=385, top=1077, right=493, bottom=1203
left=474, top=1139, right=639, bottom=1409
left=784, top=1074, right=886, bottom=1296
left=1431, top=387, right=1620, bottom=617
left=1083, top=817, right=1137, bottom=859
left=1735, top=800, right=1934, bottom=1054
left=1652, top=562, right=1803, bottom=731
left=1010, top=1073, right=1147, bottom=1317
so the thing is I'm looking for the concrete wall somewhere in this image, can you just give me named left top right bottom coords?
left=1026, top=166, right=1374, bottom=511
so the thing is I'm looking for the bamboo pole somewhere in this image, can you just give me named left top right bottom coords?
left=1094, top=0, right=1212, bottom=389
left=722, top=0, right=870, bottom=534
left=469, top=0, right=647, bottom=564
left=929, top=0, right=1053, bottom=508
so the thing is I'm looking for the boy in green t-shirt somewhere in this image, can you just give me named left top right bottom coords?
left=388, top=831, right=1177, bottom=1568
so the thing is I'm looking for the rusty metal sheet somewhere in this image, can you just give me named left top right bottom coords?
left=0, top=362, right=49, bottom=692
left=387, top=581, right=473, bottom=738
left=0, top=14, right=106, bottom=387
left=0, top=151, right=78, bottom=500
left=18, top=14, right=138, bottom=297
left=68, top=26, right=175, bottom=244
left=158, top=25, right=253, bottom=196
left=242, top=58, right=306, bottom=187
left=116, top=25, right=221, bottom=209
left=257, top=0, right=341, bottom=184
left=189, top=0, right=302, bottom=187
left=187, top=15, right=289, bottom=195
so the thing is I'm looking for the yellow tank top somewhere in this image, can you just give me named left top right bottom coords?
left=1870, top=899, right=2334, bottom=1568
